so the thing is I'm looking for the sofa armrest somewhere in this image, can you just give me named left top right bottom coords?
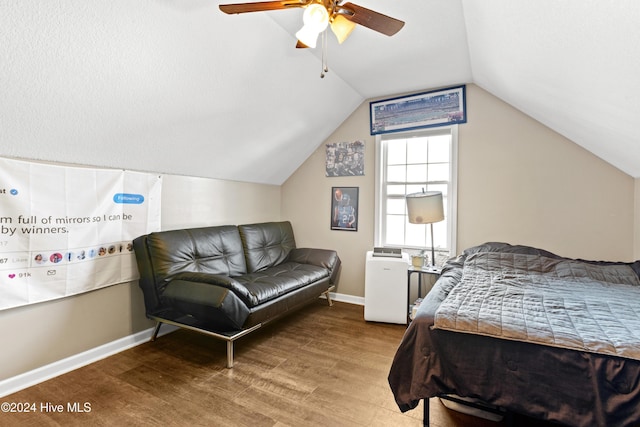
left=171, top=272, right=257, bottom=306
left=287, top=248, right=341, bottom=284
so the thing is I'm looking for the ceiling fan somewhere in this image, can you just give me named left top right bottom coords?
left=219, top=0, right=405, bottom=49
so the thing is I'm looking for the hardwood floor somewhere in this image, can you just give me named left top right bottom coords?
left=2, top=301, right=558, bottom=426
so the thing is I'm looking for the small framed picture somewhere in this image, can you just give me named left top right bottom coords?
left=331, top=187, right=359, bottom=231
left=325, top=141, right=365, bottom=177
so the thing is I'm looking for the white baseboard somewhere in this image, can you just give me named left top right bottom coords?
left=0, top=323, right=178, bottom=398
left=325, top=291, right=364, bottom=306
left=0, top=294, right=362, bottom=398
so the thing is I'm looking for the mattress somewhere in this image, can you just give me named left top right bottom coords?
left=433, top=251, right=640, bottom=360
left=388, top=242, right=640, bottom=427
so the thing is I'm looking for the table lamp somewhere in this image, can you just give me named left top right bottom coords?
left=406, top=190, right=444, bottom=271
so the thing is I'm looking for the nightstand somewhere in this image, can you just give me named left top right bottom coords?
left=407, top=265, right=441, bottom=324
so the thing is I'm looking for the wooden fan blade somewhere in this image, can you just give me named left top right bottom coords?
left=339, top=2, right=404, bottom=36
left=219, top=0, right=309, bottom=14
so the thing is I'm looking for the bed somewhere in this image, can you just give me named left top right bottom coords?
left=388, top=242, right=640, bottom=427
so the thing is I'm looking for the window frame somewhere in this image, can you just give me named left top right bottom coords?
left=374, top=125, right=458, bottom=257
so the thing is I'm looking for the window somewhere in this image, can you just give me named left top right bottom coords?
left=375, top=127, right=458, bottom=260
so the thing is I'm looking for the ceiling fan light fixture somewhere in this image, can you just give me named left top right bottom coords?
left=219, top=0, right=406, bottom=76
left=330, top=14, right=356, bottom=44
left=303, top=3, right=330, bottom=31
left=295, top=25, right=321, bottom=48
left=295, top=3, right=329, bottom=48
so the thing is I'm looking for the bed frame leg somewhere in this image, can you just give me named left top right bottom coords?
left=504, top=411, right=514, bottom=427
left=423, top=398, right=430, bottom=426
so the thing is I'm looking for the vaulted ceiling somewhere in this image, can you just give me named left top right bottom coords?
left=2, top=1, right=639, bottom=185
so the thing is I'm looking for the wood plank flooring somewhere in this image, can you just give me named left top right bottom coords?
left=2, top=301, right=559, bottom=426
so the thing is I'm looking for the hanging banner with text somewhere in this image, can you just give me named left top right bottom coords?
left=0, top=157, right=162, bottom=310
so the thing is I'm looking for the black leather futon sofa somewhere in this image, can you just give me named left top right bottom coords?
left=133, top=221, right=341, bottom=367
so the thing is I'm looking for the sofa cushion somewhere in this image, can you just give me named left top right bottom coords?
left=288, top=248, right=341, bottom=284
left=168, top=272, right=254, bottom=305
left=234, top=262, right=329, bottom=306
left=239, top=221, right=296, bottom=273
left=145, top=226, right=247, bottom=287
left=162, top=280, right=250, bottom=331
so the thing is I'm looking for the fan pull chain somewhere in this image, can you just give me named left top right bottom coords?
left=320, top=30, right=329, bottom=78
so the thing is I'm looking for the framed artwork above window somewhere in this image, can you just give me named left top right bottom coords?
left=370, top=85, right=466, bottom=135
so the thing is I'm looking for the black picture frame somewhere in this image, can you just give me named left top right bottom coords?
left=370, top=85, right=466, bottom=135
left=331, top=187, right=358, bottom=231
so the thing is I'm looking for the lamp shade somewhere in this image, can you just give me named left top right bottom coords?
left=406, top=191, right=444, bottom=224
left=330, top=15, right=356, bottom=44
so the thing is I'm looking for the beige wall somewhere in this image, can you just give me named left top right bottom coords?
left=0, top=281, right=150, bottom=380
left=161, top=175, right=282, bottom=230
left=635, top=178, right=640, bottom=260
left=282, top=103, right=375, bottom=299
left=458, top=86, right=634, bottom=260
left=0, top=174, right=280, bottom=381
left=282, top=84, right=635, bottom=299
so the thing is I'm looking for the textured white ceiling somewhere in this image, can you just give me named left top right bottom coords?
left=1, top=1, right=639, bottom=184
left=0, top=0, right=362, bottom=185
left=267, top=0, right=472, bottom=97
left=462, top=0, right=640, bottom=178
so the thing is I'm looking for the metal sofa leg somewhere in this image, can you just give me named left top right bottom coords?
left=227, top=340, right=234, bottom=368
left=323, top=285, right=336, bottom=306
left=151, top=322, right=162, bottom=342
left=147, top=315, right=262, bottom=369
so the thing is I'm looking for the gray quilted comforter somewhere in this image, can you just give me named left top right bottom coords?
left=434, top=251, right=640, bottom=360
